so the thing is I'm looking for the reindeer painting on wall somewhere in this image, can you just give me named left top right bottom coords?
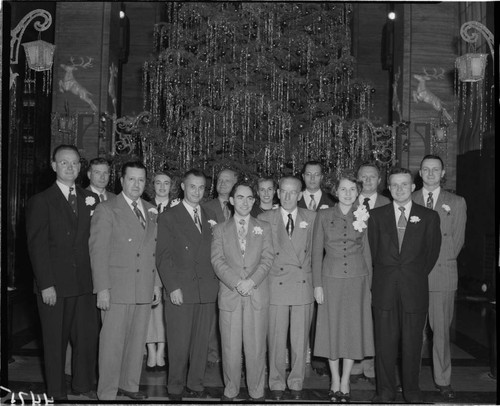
left=59, top=56, right=97, bottom=112
left=413, top=68, right=453, bottom=122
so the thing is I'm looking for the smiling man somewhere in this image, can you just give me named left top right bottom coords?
left=211, top=181, right=274, bottom=401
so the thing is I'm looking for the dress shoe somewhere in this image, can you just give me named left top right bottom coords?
left=168, top=392, right=182, bottom=400
left=329, top=390, right=343, bottom=402
left=312, top=366, right=329, bottom=376
left=71, top=389, right=97, bottom=399
left=290, top=389, right=302, bottom=400
left=145, top=365, right=157, bottom=372
left=366, top=376, right=376, bottom=386
left=221, top=394, right=237, bottom=401
left=349, top=373, right=364, bottom=384
left=184, top=387, right=210, bottom=398
left=436, top=384, right=455, bottom=400
left=396, top=384, right=403, bottom=393
left=249, top=395, right=265, bottom=402
left=117, top=388, right=148, bottom=400
left=270, top=389, right=284, bottom=400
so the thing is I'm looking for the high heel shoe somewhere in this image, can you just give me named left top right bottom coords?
left=145, top=365, right=157, bottom=372
left=339, top=391, right=351, bottom=403
left=328, top=390, right=343, bottom=402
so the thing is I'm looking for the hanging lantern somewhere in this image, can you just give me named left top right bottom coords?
left=22, top=38, right=56, bottom=72
left=455, top=53, right=488, bottom=82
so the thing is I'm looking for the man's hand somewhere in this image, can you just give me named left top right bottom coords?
left=314, top=287, right=324, bottom=304
left=152, top=286, right=162, bottom=306
left=41, top=286, right=57, bottom=306
left=236, top=279, right=255, bottom=296
left=170, top=289, right=183, bottom=306
left=97, top=289, right=110, bottom=311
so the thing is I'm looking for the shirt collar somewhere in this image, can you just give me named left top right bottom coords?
left=422, top=186, right=441, bottom=207
left=359, top=193, right=377, bottom=209
left=393, top=200, right=412, bottom=218
left=56, top=180, right=75, bottom=197
left=234, top=213, right=250, bottom=224
left=182, top=199, right=200, bottom=217
left=281, top=207, right=298, bottom=223
left=122, top=192, right=144, bottom=214
left=89, top=185, right=105, bottom=197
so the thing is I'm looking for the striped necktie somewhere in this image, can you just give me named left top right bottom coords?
left=193, top=207, right=202, bottom=233
left=397, top=206, right=407, bottom=251
left=309, top=195, right=317, bottom=211
left=427, top=192, right=434, bottom=209
left=132, top=201, right=146, bottom=229
left=68, top=187, right=78, bottom=216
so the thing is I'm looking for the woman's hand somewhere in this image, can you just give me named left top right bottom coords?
left=314, top=287, right=324, bottom=304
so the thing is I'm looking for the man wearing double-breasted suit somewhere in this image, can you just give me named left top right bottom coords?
left=258, top=176, right=316, bottom=401
left=368, top=167, right=441, bottom=403
left=156, top=169, right=219, bottom=400
left=413, top=155, right=466, bottom=400
left=26, top=144, right=100, bottom=400
left=90, top=161, right=162, bottom=401
left=211, top=182, right=274, bottom=401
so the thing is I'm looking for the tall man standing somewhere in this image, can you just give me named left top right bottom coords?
left=297, top=160, right=335, bottom=376
left=87, top=157, right=115, bottom=202
left=368, top=167, right=441, bottom=403
left=212, top=182, right=274, bottom=401
left=258, top=176, right=316, bottom=400
left=90, top=161, right=162, bottom=400
left=157, top=169, right=219, bottom=400
left=26, top=144, right=99, bottom=400
left=413, top=155, right=466, bottom=400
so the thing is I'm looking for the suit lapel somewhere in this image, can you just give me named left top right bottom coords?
left=50, top=184, right=78, bottom=229
left=275, top=210, right=300, bottom=262
left=384, top=204, right=400, bottom=253
left=290, top=210, right=307, bottom=263
left=413, top=190, right=425, bottom=206
left=116, top=194, right=146, bottom=242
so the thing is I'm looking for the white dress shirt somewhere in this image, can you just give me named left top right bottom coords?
left=122, top=192, right=145, bottom=219
left=303, top=189, right=322, bottom=209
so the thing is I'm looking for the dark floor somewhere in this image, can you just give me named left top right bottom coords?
left=3, top=290, right=497, bottom=404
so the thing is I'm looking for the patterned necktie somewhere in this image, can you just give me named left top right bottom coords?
left=99, top=193, right=105, bottom=203
left=309, top=194, right=317, bottom=211
left=157, top=203, right=162, bottom=213
left=427, top=192, right=434, bottom=209
left=132, top=201, right=146, bottom=229
left=223, top=200, right=230, bottom=220
left=397, top=206, right=407, bottom=251
left=286, top=213, right=294, bottom=238
left=68, top=186, right=78, bottom=216
left=193, top=207, right=202, bottom=233
left=363, top=197, right=371, bottom=211
left=238, top=218, right=247, bottom=255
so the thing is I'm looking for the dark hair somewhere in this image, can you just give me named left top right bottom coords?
left=420, top=154, right=444, bottom=169
left=357, top=161, right=380, bottom=176
left=301, top=160, right=323, bottom=175
left=218, top=168, right=238, bottom=180
left=229, top=181, right=256, bottom=199
left=278, top=176, right=302, bottom=191
left=256, top=176, right=277, bottom=190
left=388, top=167, right=414, bottom=182
left=88, top=157, right=110, bottom=169
left=182, top=168, right=206, bottom=183
left=121, top=161, right=147, bottom=178
left=52, top=144, right=80, bottom=161
left=332, top=170, right=362, bottom=194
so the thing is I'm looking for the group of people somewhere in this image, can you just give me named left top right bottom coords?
left=26, top=144, right=466, bottom=403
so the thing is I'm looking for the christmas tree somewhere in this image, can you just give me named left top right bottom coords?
left=141, top=2, right=377, bottom=182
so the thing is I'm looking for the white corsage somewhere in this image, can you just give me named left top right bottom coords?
left=442, top=204, right=451, bottom=215
left=208, top=219, right=217, bottom=227
left=410, top=216, right=421, bottom=223
left=299, top=221, right=308, bottom=229
left=352, top=205, right=369, bottom=232
left=253, top=226, right=263, bottom=235
left=319, top=204, right=329, bottom=210
left=148, top=207, right=158, bottom=222
left=170, top=198, right=181, bottom=207
left=85, top=196, right=96, bottom=206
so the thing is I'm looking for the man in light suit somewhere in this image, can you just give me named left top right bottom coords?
left=156, top=169, right=219, bottom=400
left=203, top=168, right=239, bottom=366
left=413, top=155, right=466, bottom=400
left=90, top=161, right=162, bottom=400
left=211, top=181, right=274, bottom=401
left=368, top=167, right=441, bottom=403
left=258, top=176, right=317, bottom=400
left=351, top=162, right=391, bottom=385
left=26, top=144, right=99, bottom=400
left=86, top=157, right=116, bottom=202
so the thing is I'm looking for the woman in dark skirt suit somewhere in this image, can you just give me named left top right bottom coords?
left=312, top=170, right=374, bottom=402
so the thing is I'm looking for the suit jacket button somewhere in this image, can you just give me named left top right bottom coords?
left=279, top=282, right=283, bottom=285
left=152, top=269, right=155, bottom=273
left=299, top=266, right=302, bottom=269
left=152, top=253, right=155, bottom=256
left=243, top=266, right=247, bottom=270
left=303, top=280, right=305, bottom=283
left=137, top=253, right=140, bottom=257
left=344, top=270, right=347, bottom=273
left=344, top=263, right=347, bottom=266
left=443, top=233, right=447, bottom=236
left=67, top=232, right=70, bottom=236
left=280, top=267, right=284, bottom=270
left=137, top=269, right=140, bottom=273
left=276, top=252, right=279, bottom=255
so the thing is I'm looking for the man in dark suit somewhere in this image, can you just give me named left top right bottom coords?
left=90, top=161, right=162, bottom=400
left=156, top=169, right=219, bottom=400
left=413, top=155, right=466, bottom=400
left=26, top=144, right=100, bottom=400
left=351, top=162, right=391, bottom=385
left=211, top=181, right=274, bottom=401
left=297, top=160, right=335, bottom=376
left=86, top=157, right=116, bottom=202
left=368, top=167, right=441, bottom=403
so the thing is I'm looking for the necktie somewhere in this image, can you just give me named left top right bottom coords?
left=157, top=203, right=162, bottom=213
left=99, top=193, right=105, bottom=202
left=223, top=200, right=230, bottom=220
left=132, top=201, right=146, bottom=229
left=427, top=192, right=434, bottom=209
left=68, top=187, right=78, bottom=216
left=309, top=194, right=317, bottom=211
left=238, top=219, right=247, bottom=255
left=363, top=197, right=371, bottom=211
left=193, top=207, right=202, bottom=233
left=397, top=206, right=407, bottom=251
left=286, top=213, right=294, bottom=238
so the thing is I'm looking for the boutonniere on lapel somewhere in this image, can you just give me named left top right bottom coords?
left=352, top=205, right=369, bottom=232
left=299, top=221, right=308, bottom=229
left=441, top=204, right=451, bottom=215
left=208, top=219, right=217, bottom=228
left=170, top=198, right=181, bottom=207
left=85, top=196, right=96, bottom=207
left=319, top=204, right=329, bottom=210
left=252, top=226, right=263, bottom=235
left=410, top=216, right=421, bottom=223
left=148, top=208, right=158, bottom=222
